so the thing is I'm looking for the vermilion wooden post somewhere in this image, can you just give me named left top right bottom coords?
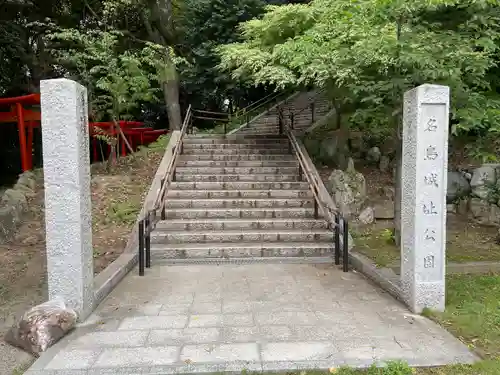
left=15, top=103, right=29, bottom=172
left=92, top=138, right=98, bottom=162
left=27, top=121, right=34, bottom=169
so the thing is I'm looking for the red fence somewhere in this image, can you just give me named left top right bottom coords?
left=0, top=94, right=168, bottom=171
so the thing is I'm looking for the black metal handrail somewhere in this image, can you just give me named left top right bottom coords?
left=285, top=89, right=327, bottom=131
left=191, top=90, right=294, bottom=134
left=280, top=108, right=349, bottom=272
left=137, top=105, right=193, bottom=276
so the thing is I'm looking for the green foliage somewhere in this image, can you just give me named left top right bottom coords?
left=337, top=361, right=414, bottom=374
left=179, top=0, right=269, bottom=109
left=107, top=201, right=140, bottom=224
left=218, top=0, right=500, bottom=158
left=48, top=28, right=167, bottom=121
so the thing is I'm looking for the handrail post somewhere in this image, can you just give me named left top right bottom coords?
left=290, top=113, right=294, bottom=129
left=313, top=187, right=319, bottom=219
left=334, top=214, right=340, bottom=265
left=342, top=218, right=349, bottom=272
left=311, top=102, right=315, bottom=125
left=278, top=109, right=283, bottom=135
left=145, top=212, right=151, bottom=268
left=298, top=164, right=303, bottom=181
left=138, top=220, right=145, bottom=276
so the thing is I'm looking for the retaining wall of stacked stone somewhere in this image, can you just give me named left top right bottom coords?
left=0, top=171, right=38, bottom=243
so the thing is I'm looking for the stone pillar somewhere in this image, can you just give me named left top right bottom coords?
left=401, top=84, right=449, bottom=313
left=40, top=79, right=94, bottom=320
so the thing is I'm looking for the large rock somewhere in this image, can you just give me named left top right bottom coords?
left=1, top=188, right=28, bottom=209
left=358, top=207, right=374, bottom=224
left=349, top=131, right=364, bottom=156
left=366, top=147, right=381, bottom=163
left=469, top=198, right=500, bottom=225
left=470, top=166, right=496, bottom=200
left=373, top=201, right=395, bottom=219
left=447, top=171, right=471, bottom=203
left=326, top=158, right=366, bottom=219
left=379, top=156, right=390, bottom=172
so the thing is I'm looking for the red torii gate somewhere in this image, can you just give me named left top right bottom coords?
left=0, top=94, right=168, bottom=171
left=0, top=94, right=41, bottom=172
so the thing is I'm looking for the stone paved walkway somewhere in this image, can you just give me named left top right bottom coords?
left=26, top=263, right=476, bottom=374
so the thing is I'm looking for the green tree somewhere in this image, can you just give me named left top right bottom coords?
left=178, top=0, right=268, bottom=110
left=218, top=0, right=500, bottom=243
left=48, top=28, right=175, bottom=168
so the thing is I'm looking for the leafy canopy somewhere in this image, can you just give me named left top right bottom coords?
left=218, top=0, right=500, bottom=151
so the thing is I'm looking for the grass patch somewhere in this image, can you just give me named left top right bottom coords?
left=429, top=273, right=500, bottom=359
left=353, top=218, right=500, bottom=268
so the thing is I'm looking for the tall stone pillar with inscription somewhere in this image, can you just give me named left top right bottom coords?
left=41, top=79, right=94, bottom=320
left=401, top=84, right=449, bottom=313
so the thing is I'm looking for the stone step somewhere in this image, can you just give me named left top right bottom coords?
left=165, top=197, right=313, bottom=209
left=175, top=166, right=298, bottom=174
left=155, top=218, right=328, bottom=231
left=238, top=127, right=280, bottom=132
left=186, top=134, right=286, bottom=140
left=166, top=189, right=311, bottom=199
left=150, top=242, right=334, bottom=259
left=183, top=137, right=288, bottom=145
left=177, top=160, right=298, bottom=167
left=182, top=143, right=288, bottom=150
left=179, top=154, right=295, bottom=161
left=151, top=229, right=333, bottom=244
left=163, top=207, right=317, bottom=219
left=169, top=181, right=310, bottom=190
left=174, top=174, right=300, bottom=182
left=181, top=148, right=289, bottom=155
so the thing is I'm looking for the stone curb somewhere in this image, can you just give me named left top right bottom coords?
left=0, top=170, right=38, bottom=243
left=348, top=251, right=405, bottom=304
left=92, top=131, right=180, bottom=309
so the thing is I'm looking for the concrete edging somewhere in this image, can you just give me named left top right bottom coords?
left=349, top=251, right=405, bottom=304
left=92, top=131, right=180, bottom=308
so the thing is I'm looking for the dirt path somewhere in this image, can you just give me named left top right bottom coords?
left=0, top=141, right=165, bottom=375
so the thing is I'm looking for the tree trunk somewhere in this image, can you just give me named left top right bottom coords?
left=142, top=2, right=182, bottom=130
left=162, top=68, right=182, bottom=130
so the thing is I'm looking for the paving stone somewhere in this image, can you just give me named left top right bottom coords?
left=94, top=304, right=162, bottom=318
left=26, top=263, right=477, bottom=374
left=148, top=328, right=220, bottom=345
left=118, top=315, right=188, bottom=330
left=259, top=325, right=294, bottom=341
left=261, top=342, right=338, bottom=362
left=188, top=314, right=222, bottom=327
left=222, top=301, right=253, bottom=313
left=67, top=330, right=149, bottom=348
left=191, top=301, right=222, bottom=314
left=223, top=313, right=254, bottom=326
left=254, top=311, right=319, bottom=325
left=221, top=326, right=260, bottom=343
left=93, top=347, right=179, bottom=367
left=159, top=304, right=191, bottom=315
left=45, top=349, right=102, bottom=370
left=180, top=343, right=260, bottom=363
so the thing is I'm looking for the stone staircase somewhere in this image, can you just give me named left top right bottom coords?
left=150, top=134, right=334, bottom=262
left=235, top=91, right=331, bottom=135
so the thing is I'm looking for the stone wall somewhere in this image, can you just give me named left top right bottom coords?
left=0, top=171, right=38, bottom=243
left=304, top=130, right=500, bottom=228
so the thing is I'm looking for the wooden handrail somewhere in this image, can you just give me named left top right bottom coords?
left=285, top=126, right=337, bottom=224
left=152, top=105, right=193, bottom=212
